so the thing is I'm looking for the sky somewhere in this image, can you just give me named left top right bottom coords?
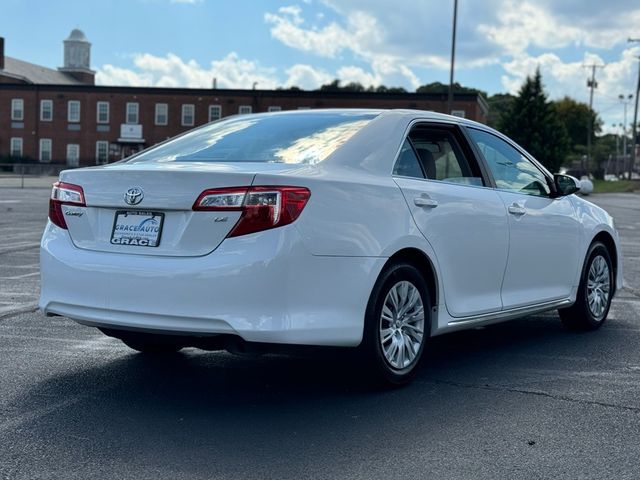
left=1, top=0, right=639, bottom=134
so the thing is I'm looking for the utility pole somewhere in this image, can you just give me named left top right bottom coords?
left=447, top=0, right=458, bottom=115
left=585, top=63, right=604, bottom=174
left=629, top=38, right=640, bottom=179
left=615, top=125, right=620, bottom=176
left=620, top=95, right=632, bottom=175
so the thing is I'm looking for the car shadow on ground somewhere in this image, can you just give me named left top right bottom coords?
left=5, top=312, right=618, bottom=477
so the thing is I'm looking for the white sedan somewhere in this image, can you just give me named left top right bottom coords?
left=40, top=109, right=622, bottom=384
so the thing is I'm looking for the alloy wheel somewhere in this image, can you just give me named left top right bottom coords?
left=379, top=280, right=425, bottom=370
left=586, top=255, right=610, bottom=320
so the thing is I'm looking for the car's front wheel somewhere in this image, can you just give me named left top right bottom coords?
left=559, top=241, right=614, bottom=331
left=360, top=261, right=431, bottom=385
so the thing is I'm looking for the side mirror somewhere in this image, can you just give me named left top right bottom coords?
left=553, top=174, right=581, bottom=197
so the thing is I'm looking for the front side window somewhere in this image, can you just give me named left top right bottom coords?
left=11, top=99, right=24, bottom=121
left=467, top=128, right=550, bottom=197
left=96, top=141, right=109, bottom=164
left=393, top=126, right=483, bottom=186
left=127, top=111, right=377, bottom=165
left=126, top=102, right=139, bottom=124
left=182, top=104, right=195, bottom=126
left=10, top=137, right=23, bottom=157
left=39, top=139, right=52, bottom=163
left=155, top=103, right=168, bottom=125
left=68, top=101, right=81, bottom=122
left=97, top=101, right=109, bottom=123
left=40, top=100, right=53, bottom=121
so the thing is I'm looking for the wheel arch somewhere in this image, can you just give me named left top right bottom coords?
left=591, top=230, right=618, bottom=290
left=383, top=247, right=439, bottom=314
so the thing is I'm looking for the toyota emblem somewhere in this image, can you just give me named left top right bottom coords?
left=124, top=187, right=144, bottom=205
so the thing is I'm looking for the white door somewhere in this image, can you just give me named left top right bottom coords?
left=466, top=128, right=581, bottom=308
left=393, top=126, right=509, bottom=318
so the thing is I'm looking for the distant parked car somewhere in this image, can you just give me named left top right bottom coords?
left=40, top=109, right=622, bottom=384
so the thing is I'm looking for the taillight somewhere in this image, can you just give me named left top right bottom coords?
left=49, top=181, right=86, bottom=229
left=193, top=186, right=311, bottom=237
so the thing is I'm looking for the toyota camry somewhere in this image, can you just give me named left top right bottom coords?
left=40, top=109, right=622, bottom=384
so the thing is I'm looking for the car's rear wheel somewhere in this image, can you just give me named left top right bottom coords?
left=559, top=241, right=613, bottom=331
left=360, top=261, right=431, bottom=385
left=100, top=329, right=184, bottom=354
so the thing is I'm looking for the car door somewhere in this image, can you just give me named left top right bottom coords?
left=393, top=123, right=509, bottom=318
left=465, top=127, right=581, bottom=309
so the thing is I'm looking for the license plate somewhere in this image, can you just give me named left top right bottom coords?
left=110, top=211, right=164, bottom=247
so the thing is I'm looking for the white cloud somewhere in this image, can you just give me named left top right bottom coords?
left=97, top=52, right=339, bottom=91
left=264, top=6, right=356, bottom=58
left=264, top=4, right=421, bottom=88
left=499, top=46, right=640, bottom=133
left=284, top=64, right=332, bottom=89
left=478, top=1, right=640, bottom=55
left=97, top=52, right=278, bottom=89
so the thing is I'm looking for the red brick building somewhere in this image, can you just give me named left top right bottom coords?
left=0, top=31, right=489, bottom=167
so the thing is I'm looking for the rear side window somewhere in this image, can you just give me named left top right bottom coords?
left=393, top=139, right=425, bottom=178
left=127, top=112, right=377, bottom=165
left=393, top=125, right=484, bottom=186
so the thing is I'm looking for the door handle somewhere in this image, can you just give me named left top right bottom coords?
left=414, top=196, right=438, bottom=208
left=507, top=203, right=526, bottom=216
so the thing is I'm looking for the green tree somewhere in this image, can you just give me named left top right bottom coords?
left=486, top=93, right=515, bottom=129
left=415, top=81, right=487, bottom=97
left=499, top=69, right=569, bottom=172
left=318, top=79, right=365, bottom=92
left=553, top=96, right=602, bottom=149
left=367, top=85, right=408, bottom=93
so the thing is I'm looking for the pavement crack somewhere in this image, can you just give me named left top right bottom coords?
left=425, top=377, right=640, bottom=414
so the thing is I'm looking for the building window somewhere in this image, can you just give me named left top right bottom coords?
left=39, top=139, right=52, bottom=163
left=267, top=106, right=282, bottom=112
left=208, top=105, right=221, bottom=122
left=11, top=99, right=24, bottom=121
left=66, top=144, right=80, bottom=167
left=297, top=106, right=310, bottom=110
left=238, top=105, right=252, bottom=115
left=126, top=102, right=139, bottom=124
left=96, top=101, right=110, bottom=123
left=181, top=104, right=195, bottom=126
left=68, top=100, right=81, bottom=122
left=451, top=110, right=466, bottom=118
left=96, top=141, right=109, bottom=165
left=10, top=138, right=23, bottom=157
left=155, top=103, right=168, bottom=125
left=40, top=100, right=53, bottom=122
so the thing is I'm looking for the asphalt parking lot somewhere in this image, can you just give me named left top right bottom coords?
left=1, top=183, right=639, bottom=479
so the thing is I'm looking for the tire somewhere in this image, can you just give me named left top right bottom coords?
left=100, top=329, right=184, bottom=354
left=559, top=241, right=614, bottom=331
left=360, top=261, right=431, bottom=385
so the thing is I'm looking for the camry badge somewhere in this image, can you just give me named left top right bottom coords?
left=124, top=187, right=144, bottom=206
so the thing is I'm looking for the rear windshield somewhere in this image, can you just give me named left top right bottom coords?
left=126, top=111, right=377, bottom=165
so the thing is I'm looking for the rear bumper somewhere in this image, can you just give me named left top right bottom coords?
left=40, top=222, right=385, bottom=347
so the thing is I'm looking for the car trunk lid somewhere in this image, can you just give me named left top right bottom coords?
left=57, top=162, right=294, bottom=257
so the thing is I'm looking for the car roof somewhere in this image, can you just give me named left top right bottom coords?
left=250, top=107, right=485, bottom=128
